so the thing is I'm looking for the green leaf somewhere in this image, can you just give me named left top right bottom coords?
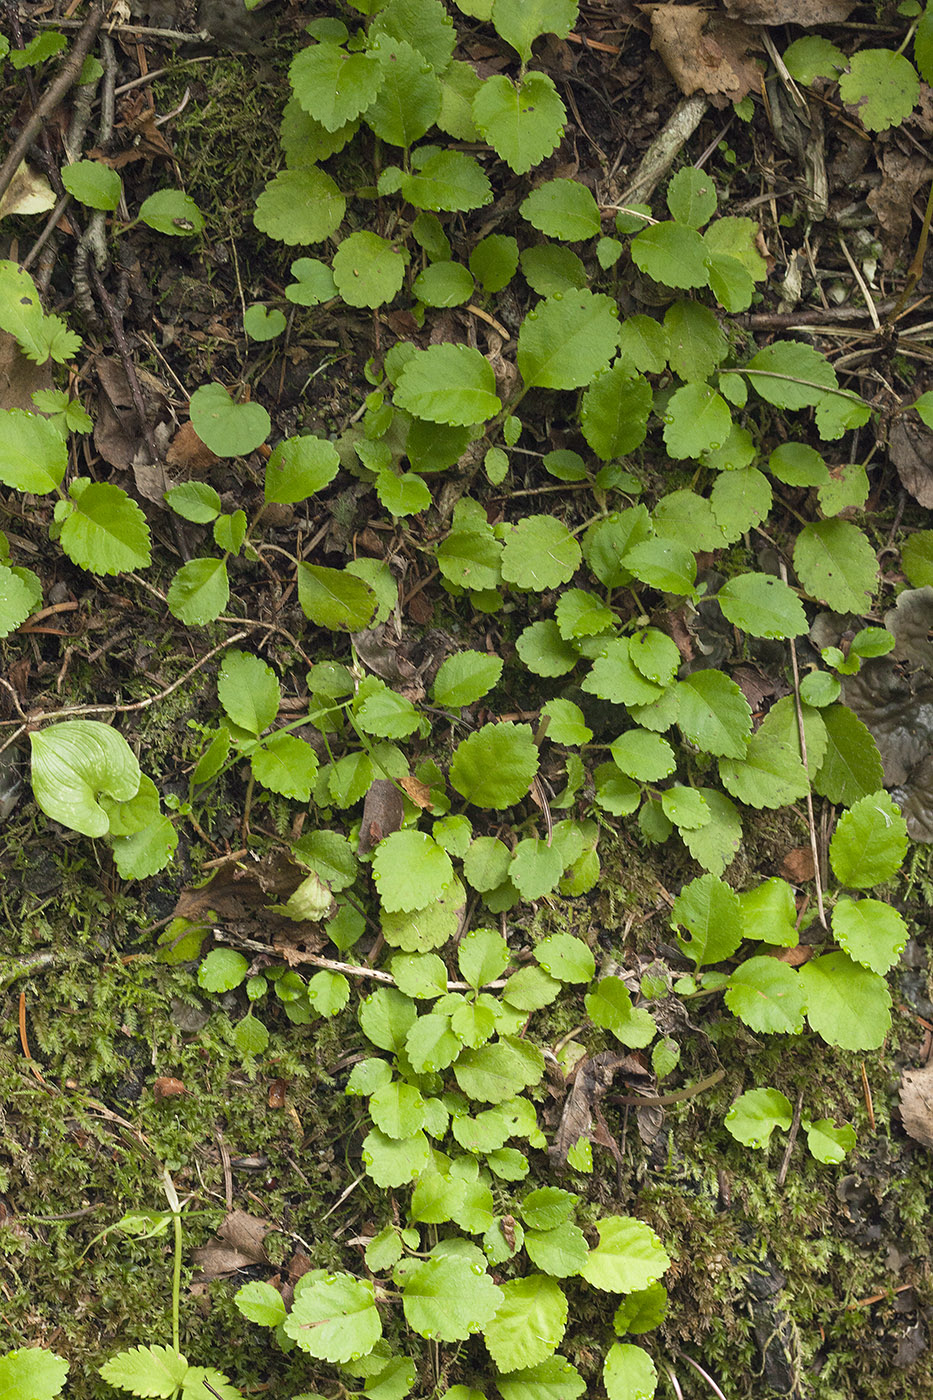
left=372, top=830, right=454, bottom=913
left=284, top=1273, right=381, bottom=1363
left=450, top=723, right=539, bottom=808
left=818, top=462, right=869, bottom=517
left=663, top=382, right=732, bottom=459
left=681, top=788, right=742, bottom=876
left=631, top=221, right=709, bottom=289
left=799, top=952, right=891, bottom=1050
left=725, top=1088, right=792, bottom=1149
left=218, top=650, right=280, bottom=734
left=363, top=1126, right=433, bottom=1187
left=111, top=812, right=178, bottom=880
left=793, top=519, right=877, bottom=612
left=719, top=733, right=809, bottom=810
left=242, top=303, right=286, bottom=340
left=167, top=557, right=229, bottom=625
left=290, top=42, right=380, bottom=128
left=470, top=233, right=520, bottom=292
left=610, top=730, right=675, bottom=782
left=189, top=384, right=269, bottom=457
left=254, top=168, right=345, bottom=245
left=138, top=189, right=204, bottom=235
left=520, top=179, right=600, bottom=241
left=677, top=670, right=751, bottom=758
left=355, top=680, right=422, bottom=739
left=297, top=562, right=377, bottom=630
left=370, top=1080, right=426, bottom=1138
left=540, top=699, right=591, bottom=746
left=583, top=639, right=664, bottom=707
left=706, top=252, right=755, bottom=313
left=399, top=148, right=492, bottom=211
left=744, top=340, right=837, bottom=409
left=739, top=877, right=798, bottom=947
left=664, top=301, right=727, bottom=382
left=534, top=933, right=594, bottom=984
left=517, top=289, right=619, bottom=390
left=0, top=408, right=67, bottom=493
left=392, top=952, right=450, bottom=1000
left=585, top=978, right=656, bottom=1048
left=483, top=1275, right=567, bottom=1373
left=603, top=1344, right=658, bottom=1400
left=671, top=872, right=743, bottom=966
left=198, top=949, right=248, bottom=993
left=473, top=72, right=566, bottom=176
left=581, top=1216, right=671, bottom=1293
left=500, top=516, right=582, bottom=590
left=333, top=231, right=408, bottom=309
left=812, top=704, right=884, bottom=805
left=831, top=898, right=907, bottom=976
left=725, top=957, right=805, bottom=1034
left=235, top=1281, right=287, bottom=1329
left=710, top=465, right=772, bottom=542
left=0, top=564, right=39, bottom=637
left=99, top=1344, right=188, bottom=1397
left=433, top=651, right=503, bottom=707
left=61, top=159, right=121, bottom=210
left=667, top=167, right=716, bottom=227
left=767, top=442, right=830, bottom=487
left=805, top=1118, right=856, bottom=1165
left=454, top=1037, right=545, bottom=1103
left=838, top=49, right=919, bottom=132
left=285, top=256, right=338, bottom=306
left=0, top=1347, right=69, bottom=1400
left=495, top=1358, right=585, bottom=1400
left=165, top=481, right=221, bottom=523
left=622, top=536, right=697, bottom=596
left=613, top=1284, right=668, bottom=1335
left=413, top=261, right=474, bottom=308
left=365, top=37, right=440, bottom=145
left=402, top=1255, right=502, bottom=1341
left=265, top=434, right=340, bottom=503
left=829, top=790, right=908, bottom=887
left=459, top=926, right=510, bottom=986
left=516, top=620, right=578, bottom=677
left=395, top=344, right=500, bottom=426
left=716, top=572, right=808, bottom=639
left=521, top=245, right=587, bottom=296
left=371, top=0, right=456, bottom=68
left=617, top=314, right=669, bottom=373
left=523, top=1221, right=588, bottom=1278
left=30, top=721, right=140, bottom=838
left=383, top=878, right=465, bottom=952
left=581, top=362, right=652, bottom=460
left=252, top=733, right=318, bottom=801
left=492, top=0, right=577, bottom=62
left=509, top=839, right=565, bottom=900
left=783, top=35, right=846, bottom=83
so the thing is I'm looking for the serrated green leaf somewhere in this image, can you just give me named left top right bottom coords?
left=0, top=1346, right=69, bottom=1400
left=333, top=231, right=408, bottom=309
left=725, top=957, right=805, bottom=1034
left=812, top=704, right=884, bottom=805
left=395, top=344, right=500, bottom=426
left=265, top=435, right=340, bottom=502
left=838, top=49, right=919, bottom=132
left=603, top=1343, right=658, bottom=1400
left=99, top=1344, right=188, bottom=1397
left=289, top=43, right=380, bottom=129
left=671, top=872, right=743, bottom=966
left=473, top=72, right=565, bottom=176
left=433, top=651, right=503, bottom=707
left=450, top=722, right=539, bottom=809
left=744, top=340, right=837, bottom=409
left=794, top=519, right=878, bottom=612
left=138, top=189, right=204, bottom=236
left=402, top=1254, right=502, bottom=1341
left=582, top=1216, right=670, bottom=1293
left=483, top=1275, right=567, bottom=1373
left=580, top=361, right=652, bottom=459
left=298, top=562, right=377, bottom=631
left=167, top=557, right=229, bottom=625
left=284, top=1273, right=381, bottom=1362
left=218, top=651, right=280, bottom=734
left=518, top=289, right=619, bottom=390
left=500, top=515, right=581, bottom=590
left=829, top=790, right=908, bottom=887
left=610, top=729, right=675, bottom=782
left=831, top=897, right=907, bottom=976
left=365, top=37, right=440, bottom=146
left=254, top=167, right=346, bottom=244
left=725, top=1088, right=792, bottom=1149
left=399, top=148, right=492, bottom=211
left=719, top=733, right=809, bottom=809
left=663, top=382, right=732, bottom=459
left=520, top=178, right=599, bottom=241
left=454, top=1037, right=544, bottom=1104
left=677, top=670, right=751, bottom=758
left=585, top=978, right=656, bottom=1048
left=372, top=830, right=454, bottom=913
left=799, top=952, right=891, bottom=1050
left=717, top=573, right=808, bottom=639
left=631, top=221, right=709, bottom=289
left=235, top=1281, right=287, bottom=1328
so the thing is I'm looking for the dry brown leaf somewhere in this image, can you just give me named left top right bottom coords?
left=889, top=416, right=933, bottom=508
left=358, top=778, right=405, bottom=855
left=868, top=150, right=933, bottom=268
left=167, top=419, right=219, bottom=471
left=399, top=774, right=434, bottom=808
left=780, top=845, right=816, bottom=882
left=191, top=1209, right=274, bottom=1277
left=899, top=1063, right=933, bottom=1148
left=647, top=5, right=763, bottom=101
left=152, top=1076, right=186, bottom=1100
left=0, top=330, right=52, bottom=413
left=722, top=0, right=855, bottom=21
left=551, top=1050, right=651, bottom=1166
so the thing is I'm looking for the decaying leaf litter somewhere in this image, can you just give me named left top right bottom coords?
left=2, top=0, right=933, bottom=1397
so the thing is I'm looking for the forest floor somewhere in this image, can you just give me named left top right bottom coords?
left=2, top=3, right=933, bottom=1399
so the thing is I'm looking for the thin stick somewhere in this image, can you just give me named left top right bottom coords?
left=860, top=1061, right=875, bottom=1132
left=0, top=5, right=106, bottom=208
left=837, top=233, right=880, bottom=332
left=780, top=563, right=827, bottom=928
left=777, top=1088, right=805, bottom=1189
